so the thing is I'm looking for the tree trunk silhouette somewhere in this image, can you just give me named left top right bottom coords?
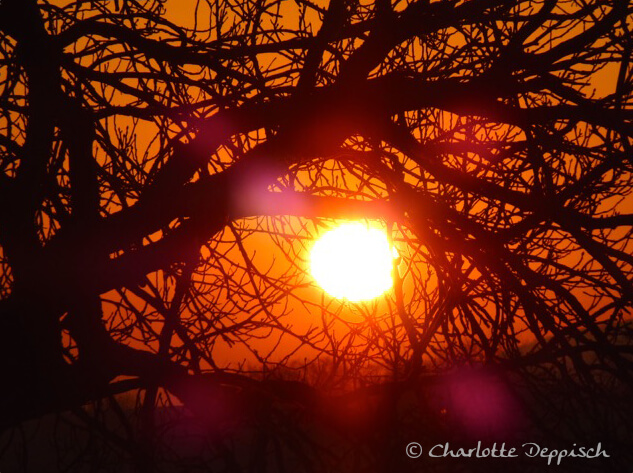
left=1, top=0, right=632, bottom=471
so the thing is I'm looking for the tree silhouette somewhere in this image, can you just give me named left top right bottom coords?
left=1, top=0, right=632, bottom=471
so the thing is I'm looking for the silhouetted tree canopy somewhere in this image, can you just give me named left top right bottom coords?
left=1, top=0, right=632, bottom=471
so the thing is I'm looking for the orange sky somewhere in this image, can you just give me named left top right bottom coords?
left=38, top=0, right=632, bottom=380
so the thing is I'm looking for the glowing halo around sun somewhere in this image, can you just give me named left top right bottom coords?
left=310, top=222, right=398, bottom=302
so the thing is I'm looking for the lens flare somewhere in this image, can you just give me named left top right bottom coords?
left=310, top=222, right=397, bottom=302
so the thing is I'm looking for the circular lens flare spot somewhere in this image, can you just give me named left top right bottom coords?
left=310, top=222, right=397, bottom=302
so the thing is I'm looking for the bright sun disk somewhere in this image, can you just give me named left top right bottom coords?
left=310, top=222, right=397, bottom=302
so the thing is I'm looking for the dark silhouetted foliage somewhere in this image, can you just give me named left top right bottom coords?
left=1, top=0, right=632, bottom=471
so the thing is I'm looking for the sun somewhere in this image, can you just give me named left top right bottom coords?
left=310, top=222, right=398, bottom=302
